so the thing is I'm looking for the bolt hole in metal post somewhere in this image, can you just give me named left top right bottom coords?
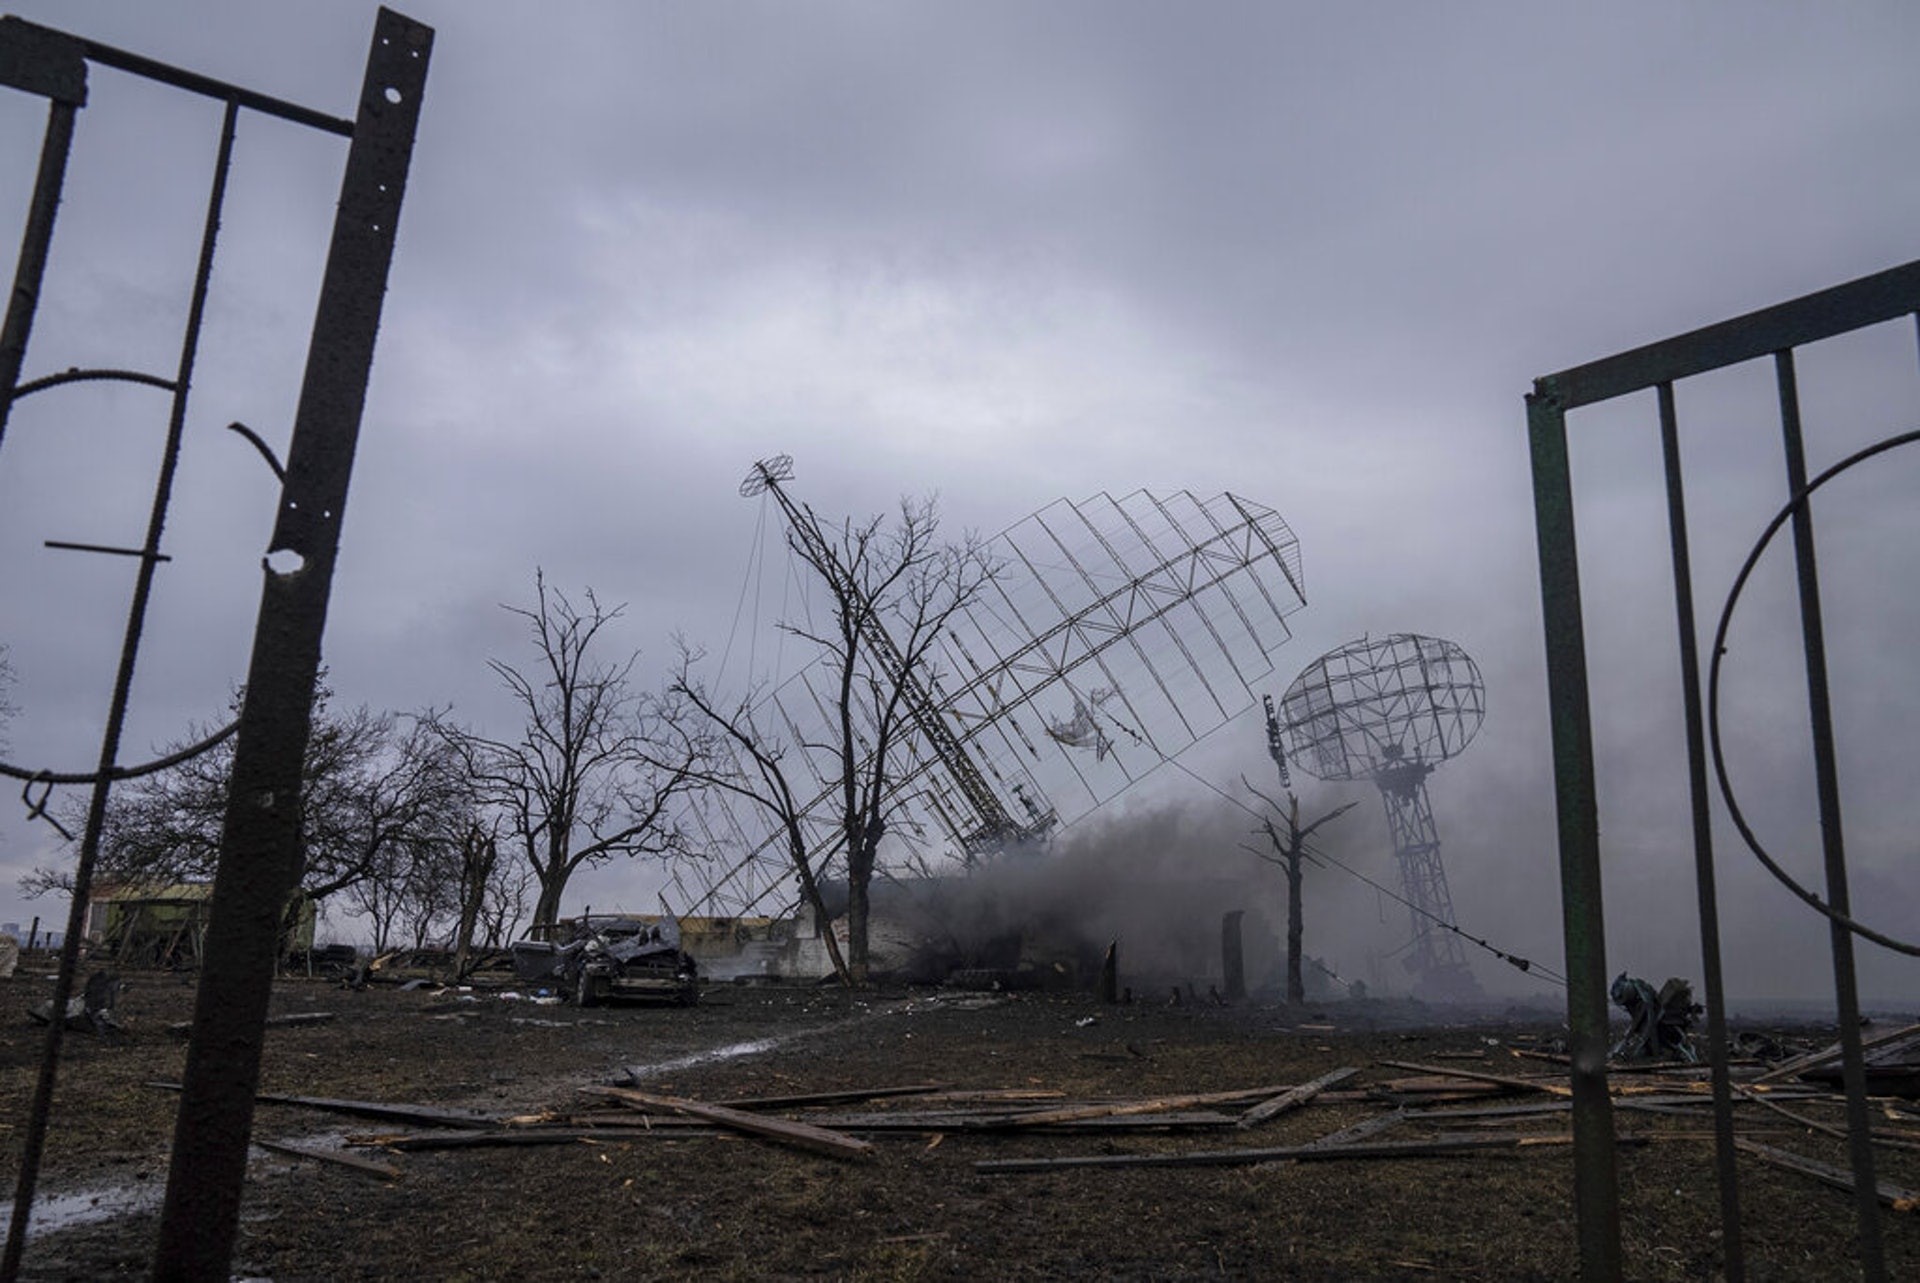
left=265, top=548, right=305, bottom=576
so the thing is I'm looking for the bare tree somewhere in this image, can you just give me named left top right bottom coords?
left=659, top=645, right=852, bottom=985
left=430, top=572, right=695, bottom=928
left=477, top=855, right=534, bottom=951
left=1243, top=779, right=1356, bottom=1004
left=670, top=494, right=994, bottom=983
left=22, top=689, right=468, bottom=945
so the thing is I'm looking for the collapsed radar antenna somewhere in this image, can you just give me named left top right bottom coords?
left=738, top=453, right=1036, bottom=859
left=1277, top=633, right=1485, bottom=1001
left=679, top=469, right=1309, bottom=917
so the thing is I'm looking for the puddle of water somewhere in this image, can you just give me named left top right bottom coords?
left=8, top=1132, right=363, bottom=1242
left=625, top=1036, right=782, bottom=1080
left=4, top=1181, right=164, bottom=1239
left=621, top=999, right=917, bottom=1081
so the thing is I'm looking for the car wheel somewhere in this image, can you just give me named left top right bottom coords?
left=574, top=970, right=596, bottom=1008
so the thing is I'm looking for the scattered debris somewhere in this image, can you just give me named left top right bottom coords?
left=146, top=1083, right=498, bottom=1130
left=1761, top=1022, right=1920, bottom=1098
left=151, top=1024, right=1920, bottom=1211
left=169, top=1011, right=335, bottom=1038
left=511, top=916, right=698, bottom=1007
left=1608, top=973, right=1700, bottom=1063
left=975, top=1133, right=1644, bottom=1175
left=1237, top=1067, right=1359, bottom=1130
left=1376, top=1060, right=1572, bottom=1100
left=1733, top=1138, right=1919, bottom=1212
left=28, top=970, right=122, bottom=1033
left=253, top=1137, right=402, bottom=1181
left=582, top=1085, right=874, bottom=1161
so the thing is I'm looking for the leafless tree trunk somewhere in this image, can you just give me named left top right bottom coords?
left=657, top=651, right=852, bottom=986
left=666, top=494, right=992, bottom=984
left=450, top=822, right=498, bottom=977
left=796, top=497, right=993, bottom=981
left=429, top=571, right=695, bottom=930
left=1245, top=782, right=1355, bottom=1004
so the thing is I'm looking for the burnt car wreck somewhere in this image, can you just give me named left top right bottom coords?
left=511, top=916, right=699, bottom=1007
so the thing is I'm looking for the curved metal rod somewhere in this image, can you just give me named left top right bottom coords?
left=12, top=367, right=177, bottom=398
left=19, top=775, right=75, bottom=841
left=1707, top=426, right=1920, bottom=957
left=224, top=420, right=286, bottom=481
left=0, top=718, right=237, bottom=786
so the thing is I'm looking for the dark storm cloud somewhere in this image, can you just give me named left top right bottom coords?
left=2, top=2, right=1916, bottom=1001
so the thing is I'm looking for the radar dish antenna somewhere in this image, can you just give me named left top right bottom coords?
left=739, top=454, right=794, bottom=497
left=1278, top=633, right=1484, bottom=1000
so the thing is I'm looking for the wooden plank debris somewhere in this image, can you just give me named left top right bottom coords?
left=147, top=1082, right=499, bottom=1129
left=584, top=1085, right=874, bottom=1161
left=1300, top=1108, right=1406, bottom=1150
left=706, top=1083, right=946, bottom=1111
left=169, top=1011, right=336, bottom=1037
left=997, top=1084, right=1306, bottom=1128
left=975, top=1133, right=1642, bottom=1175
left=1237, top=1068, right=1360, bottom=1130
left=1732, top=1087, right=1920, bottom=1154
left=254, top=1136, right=402, bottom=1179
left=811, top=1110, right=1243, bottom=1133
left=1377, top=1060, right=1573, bottom=1099
left=359, top=1127, right=727, bottom=1151
left=1734, top=1138, right=1920, bottom=1211
left=1750, top=1021, right=1920, bottom=1087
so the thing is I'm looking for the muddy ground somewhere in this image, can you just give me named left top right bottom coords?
left=1, top=970, right=1915, bottom=1281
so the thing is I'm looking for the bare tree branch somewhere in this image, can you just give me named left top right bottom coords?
left=670, top=494, right=995, bottom=984
left=427, top=570, right=697, bottom=928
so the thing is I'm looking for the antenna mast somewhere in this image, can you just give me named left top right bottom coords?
left=741, top=455, right=1036, bottom=856
left=1263, top=692, right=1290, bottom=789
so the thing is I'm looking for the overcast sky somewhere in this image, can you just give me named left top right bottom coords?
left=2, top=1, right=1917, bottom=1005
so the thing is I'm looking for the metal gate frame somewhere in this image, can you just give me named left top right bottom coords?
left=0, top=10, right=431, bottom=1280
left=1528, top=259, right=1920, bottom=1281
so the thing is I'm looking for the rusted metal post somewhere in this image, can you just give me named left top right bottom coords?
left=1527, top=382, right=1622, bottom=1283
left=150, top=11, right=430, bottom=1280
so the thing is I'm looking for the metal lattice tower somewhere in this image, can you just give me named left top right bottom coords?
left=739, top=455, right=1042, bottom=856
left=1278, top=633, right=1484, bottom=1000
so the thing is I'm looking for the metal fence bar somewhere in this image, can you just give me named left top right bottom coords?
left=0, top=15, right=353, bottom=136
left=1531, top=262, right=1920, bottom=1281
left=0, top=97, right=80, bottom=453
left=152, top=11, right=431, bottom=1277
left=0, top=92, right=239, bottom=1283
left=1656, top=379, right=1745, bottom=1282
left=1773, top=350, right=1884, bottom=1279
left=1543, top=260, right=1920, bottom=411
left=1525, top=387, right=1622, bottom=1282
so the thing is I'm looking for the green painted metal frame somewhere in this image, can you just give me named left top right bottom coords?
left=1529, top=257, right=1920, bottom=1282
